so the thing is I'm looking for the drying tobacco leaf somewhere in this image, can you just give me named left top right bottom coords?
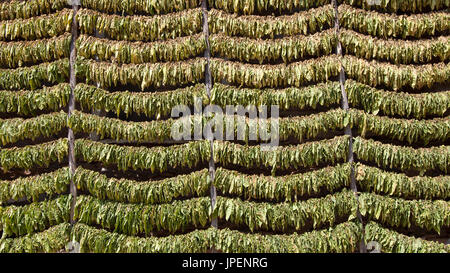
left=365, top=221, right=449, bottom=253
left=0, top=111, right=67, bottom=146
left=0, top=9, right=73, bottom=41
left=75, top=167, right=210, bottom=204
left=214, top=189, right=357, bottom=232
left=355, top=163, right=450, bottom=200
left=74, top=195, right=211, bottom=235
left=0, top=167, right=70, bottom=204
left=208, top=5, right=335, bottom=38
left=338, top=4, right=450, bottom=39
left=77, top=33, right=206, bottom=64
left=0, top=195, right=71, bottom=238
left=76, top=8, right=203, bottom=42
left=214, top=164, right=351, bottom=202
left=346, top=80, right=450, bottom=119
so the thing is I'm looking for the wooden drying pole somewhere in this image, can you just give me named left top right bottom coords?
left=332, top=0, right=366, bottom=253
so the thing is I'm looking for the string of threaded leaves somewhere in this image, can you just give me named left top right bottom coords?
left=214, top=189, right=357, bottom=232
left=74, top=83, right=207, bottom=119
left=0, top=9, right=73, bottom=41
left=355, top=163, right=450, bottom=200
left=0, top=59, right=69, bottom=91
left=346, top=80, right=450, bottom=119
left=342, top=55, right=449, bottom=91
left=364, top=222, right=449, bottom=253
left=353, top=137, right=449, bottom=175
left=339, top=30, right=449, bottom=65
left=0, top=138, right=68, bottom=171
left=0, top=83, right=70, bottom=116
left=76, top=8, right=203, bottom=42
left=349, top=109, right=450, bottom=145
left=208, top=5, right=334, bottom=39
left=76, top=34, right=206, bottom=64
left=209, top=30, right=337, bottom=64
left=0, top=223, right=71, bottom=253
left=71, top=223, right=212, bottom=253
left=0, top=0, right=69, bottom=21
left=210, top=82, right=342, bottom=110
left=338, top=0, right=450, bottom=13
left=338, top=4, right=450, bottom=39
left=70, top=221, right=362, bottom=253
left=0, top=195, right=71, bottom=238
left=75, top=167, right=210, bottom=204
left=76, top=57, right=205, bottom=90
left=74, top=195, right=211, bottom=235
left=214, top=164, right=351, bottom=202
left=69, top=109, right=349, bottom=144
left=0, top=112, right=67, bottom=146
left=0, top=167, right=70, bottom=204
left=79, top=0, right=202, bottom=15
left=207, top=0, right=330, bottom=15
left=359, top=193, right=450, bottom=234
left=210, top=55, right=340, bottom=89
left=213, top=136, right=349, bottom=175
left=0, top=33, right=71, bottom=68
left=213, top=221, right=362, bottom=253
left=74, top=139, right=210, bottom=172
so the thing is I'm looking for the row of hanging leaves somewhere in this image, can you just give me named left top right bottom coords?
left=214, top=221, right=361, bottom=253
left=0, top=58, right=69, bottom=91
left=208, top=5, right=335, bottom=39
left=0, top=9, right=72, bottom=41
left=346, top=80, right=450, bottom=119
left=214, top=189, right=357, bottom=232
left=0, top=195, right=71, bottom=238
left=0, top=33, right=71, bottom=69
left=74, top=195, right=211, bottom=236
left=68, top=108, right=348, bottom=144
left=76, top=57, right=205, bottom=90
left=77, top=33, right=206, bottom=64
left=353, top=136, right=449, bottom=175
left=364, top=221, right=449, bottom=253
left=0, top=83, right=70, bottom=116
left=340, top=29, right=449, bottom=65
left=210, top=55, right=341, bottom=89
left=71, top=223, right=212, bottom=253
left=74, top=139, right=210, bottom=172
left=359, top=193, right=450, bottom=234
left=339, top=0, right=450, bottom=13
left=338, top=4, right=450, bottom=39
left=0, top=0, right=68, bottom=21
left=349, top=109, right=450, bottom=145
left=214, top=164, right=351, bottom=202
left=211, top=82, right=342, bottom=110
left=0, top=223, right=71, bottom=253
left=0, top=111, right=67, bottom=146
left=355, top=163, right=450, bottom=200
left=4, top=221, right=448, bottom=253
left=74, top=83, right=207, bottom=119
left=209, top=29, right=337, bottom=64
left=79, top=0, right=201, bottom=15
left=343, top=55, right=449, bottom=91
left=75, top=167, right=210, bottom=205
left=0, top=138, right=68, bottom=171
left=213, top=135, right=349, bottom=175
left=76, top=8, right=202, bottom=42
left=0, top=114, right=446, bottom=174
left=69, top=221, right=361, bottom=253
left=0, top=167, right=69, bottom=204
left=208, top=0, right=330, bottom=15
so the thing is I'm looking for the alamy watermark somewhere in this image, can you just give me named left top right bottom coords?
left=170, top=97, right=280, bottom=150
left=366, top=0, right=382, bottom=6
